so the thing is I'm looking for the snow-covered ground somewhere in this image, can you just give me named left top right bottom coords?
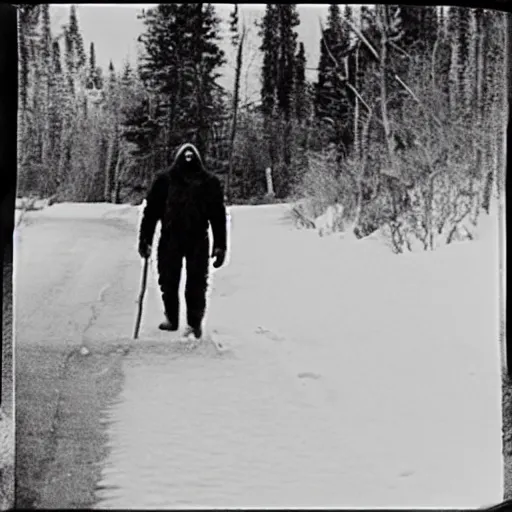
left=14, top=200, right=504, bottom=509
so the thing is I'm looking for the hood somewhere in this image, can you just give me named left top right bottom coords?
left=169, top=143, right=206, bottom=178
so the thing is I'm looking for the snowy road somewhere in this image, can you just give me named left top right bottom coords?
left=15, top=202, right=503, bottom=508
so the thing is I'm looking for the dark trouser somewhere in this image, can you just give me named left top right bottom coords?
left=157, top=233, right=209, bottom=330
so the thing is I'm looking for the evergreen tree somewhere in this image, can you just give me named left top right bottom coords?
left=447, top=7, right=461, bottom=116
left=229, top=3, right=240, bottom=47
left=63, top=26, right=76, bottom=96
left=398, top=6, right=438, bottom=56
left=344, top=5, right=354, bottom=47
left=39, top=4, right=53, bottom=184
left=481, top=9, right=506, bottom=210
left=294, top=42, right=307, bottom=123
left=456, top=7, right=473, bottom=117
left=226, top=4, right=246, bottom=202
left=49, top=39, right=64, bottom=180
left=57, top=23, right=78, bottom=188
left=435, top=8, right=451, bottom=102
left=137, top=3, right=226, bottom=162
left=69, top=5, right=86, bottom=69
left=438, top=6, right=445, bottom=33
left=52, top=40, right=62, bottom=74
left=446, top=6, right=473, bottom=122
left=86, top=42, right=103, bottom=90
left=276, top=5, right=300, bottom=120
left=314, top=3, right=353, bottom=155
left=259, top=4, right=279, bottom=119
left=89, top=42, right=95, bottom=73
left=101, top=60, right=119, bottom=201
left=258, top=4, right=301, bottom=196
left=18, top=5, right=41, bottom=112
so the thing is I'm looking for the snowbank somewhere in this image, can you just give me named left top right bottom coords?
left=205, top=203, right=504, bottom=508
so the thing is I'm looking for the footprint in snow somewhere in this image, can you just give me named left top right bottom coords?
left=297, top=371, right=321, bottom=380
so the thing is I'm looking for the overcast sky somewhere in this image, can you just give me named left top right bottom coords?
left=48, top=3, right=345, bottom=96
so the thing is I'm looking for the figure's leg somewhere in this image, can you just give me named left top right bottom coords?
left=184, top=236, right=209, bottom=338
left=157, top=240, right=183, bottom=330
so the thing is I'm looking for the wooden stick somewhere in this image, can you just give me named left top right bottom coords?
left=133, top=257, right=149, bottom=340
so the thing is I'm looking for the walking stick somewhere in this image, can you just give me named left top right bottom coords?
left=133, top=256, right=149, bottom=340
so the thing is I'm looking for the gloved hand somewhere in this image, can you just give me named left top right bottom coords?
left=138, top=240, right=152, bottom=259
left=211, top=247, right=226, bottom=269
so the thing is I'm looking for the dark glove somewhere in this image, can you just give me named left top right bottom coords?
left=211, top=247, right=226, bottom=269
left=138, top=240, right=151, bottom=259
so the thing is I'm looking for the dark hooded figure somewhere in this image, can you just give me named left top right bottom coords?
left=138, top=143, right=227, bottom=339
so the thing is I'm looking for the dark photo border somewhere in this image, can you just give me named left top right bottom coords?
left=0, top=3, right=17, bottom=409
left=1, top=2, right=509, bottom=511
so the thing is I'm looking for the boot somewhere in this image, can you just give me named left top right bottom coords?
left=158, top=316, right=178, bottom=331
left=183, top=325, right=202, bottom=340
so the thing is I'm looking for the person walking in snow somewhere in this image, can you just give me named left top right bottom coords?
left=138, top=143, right=227, bottom=340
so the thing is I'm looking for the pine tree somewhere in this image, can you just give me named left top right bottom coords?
left=438, top=6, right=446, bottom=34
left=315, top=4, right=341, bottom=118
left=293, top=41, right=310, bottom=187
left=446, top=6, right=474, bottom=124
left=276, top=5, right=300, bottom=120
left=258, top=4, right=301, bottom=196
left=87, top=42, right=104, bottom=91
left=448, top=7, right=461, bottom=116
left=481, top=9, right=506, bottom=212
left=121, top=61, right=133, bottom=84
left=314, top=3, right=353, bottom=155
left=258, top=3, right=279, bottom=198
left=49, top=39, right=64, bottom=182
left=472, top=8, right=485, bottom=185
left=344, top=5, right=355, bottom=48
left=101, top=60, right=119, bottom=202
left=435, top=7, right=451, bottom=96
left=63, top=26, right=75, bottom=96
left=57, top=25, right=78, bottom=189
left=294, top=42, right=307, bottom=123
left=398, top=6, right=438, bottom=56
left=229, top=3, right=240, bottom=47
left=226, top=4, right=246, bottom=202
left=89, top=42, right=95, bottom=73
left=137, top=3, right=226, bottom=163
left=88, top=42, right=96, bottom=89
left=69, top=5, right=86, bottom=69
left=39, top=4, right=53, bottom=190
left=18, top=5, right=41, bottom=113
left=52, top=40, right=62, bottom=74
left=457, top=7, right=472, bottom=115
left=259, top=4, right=279, bottom=119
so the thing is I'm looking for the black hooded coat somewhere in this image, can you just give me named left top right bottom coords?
left=138, top=143, right=227, bottom=331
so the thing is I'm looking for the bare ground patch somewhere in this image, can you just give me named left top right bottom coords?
left=1, top=254, right=13, bottom=510
left=16, top=343, right=126, bottom=509
left=503, top=374, right=512, bottom=500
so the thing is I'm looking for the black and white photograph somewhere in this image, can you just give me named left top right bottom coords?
left=1, top=2, right=509, bottom=509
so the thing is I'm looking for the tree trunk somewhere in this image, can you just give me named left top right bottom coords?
left=194, top=3, right=207, bottom=157
left=353, top=46, right=361, bottom=159
left=474, top=11, right=484, bottom=180
left=282, top=119, right=292, bottom=197
left=377, top=7, right=395, bottom=184
left=354, top=106, right=373, bottom=228
left=113, top=145, right=125, bottom=204
left=227, top=28, right=245, bottom=203
left=57, top=118, right=71, bottom=195
left=104, top=125, right=119, bottom=202
left=449, top=20, right=460, bottom=118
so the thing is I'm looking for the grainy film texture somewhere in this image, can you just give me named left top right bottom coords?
left=14, top=4, right=508, bottom=510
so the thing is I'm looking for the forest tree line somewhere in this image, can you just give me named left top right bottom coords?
left=17, top=4, right=508, bottom=251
